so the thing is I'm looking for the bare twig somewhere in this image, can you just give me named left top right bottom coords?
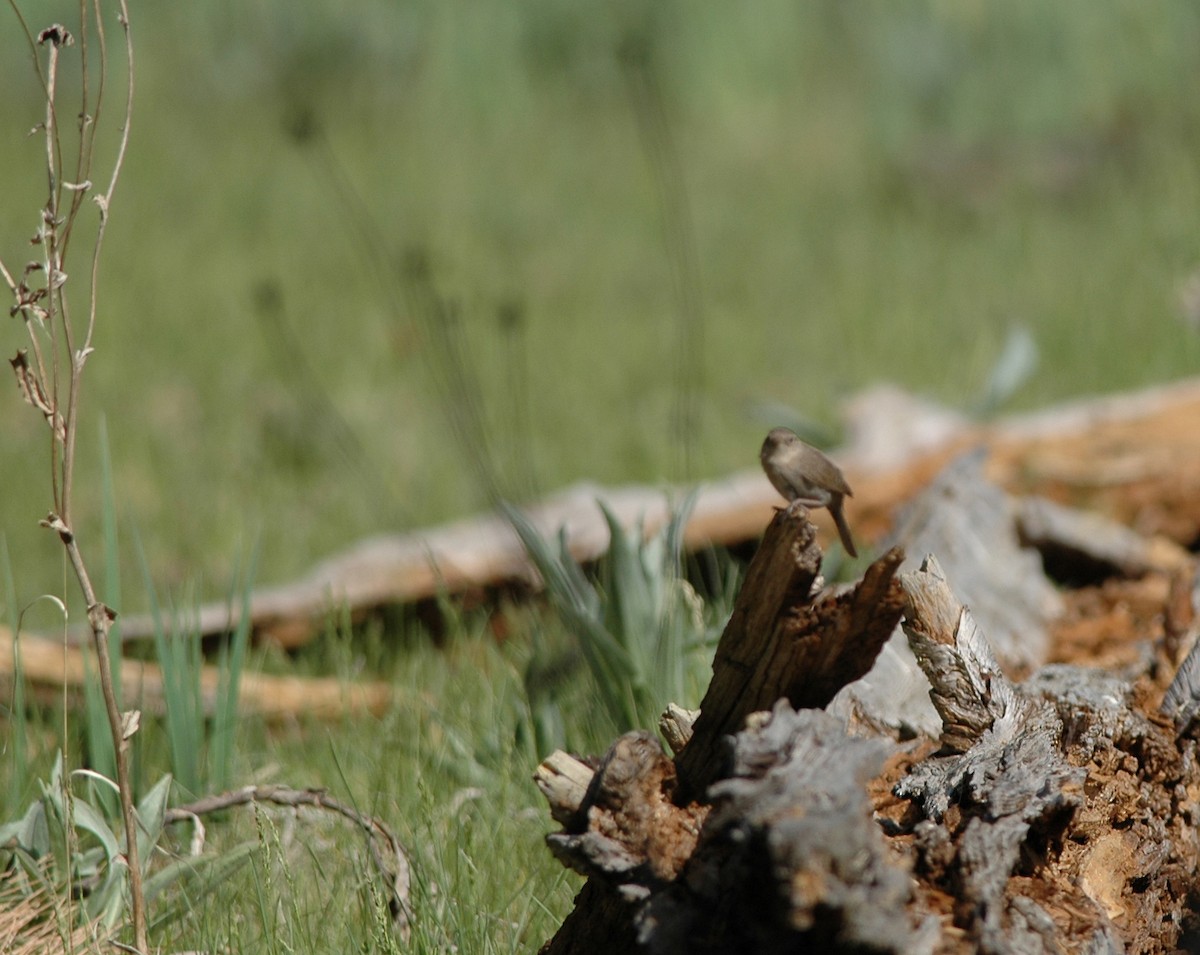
left=84, top=0, right=134, bottom=357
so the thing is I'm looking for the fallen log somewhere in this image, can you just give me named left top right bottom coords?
left=534, top=501, right=1200, bottom=953
left=0, top=625, right=393, bottom=723
left=107, top=377, right=1200, bottom=647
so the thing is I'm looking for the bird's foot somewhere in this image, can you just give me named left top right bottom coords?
left=784, top=499, right=817, bottom=516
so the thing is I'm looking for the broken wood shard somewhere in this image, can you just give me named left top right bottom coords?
left=657, top=703, right=697, bottom=756
left=533, top=750, right=599, bottom=827
left=673, top=507, right=905, bottom=802
left=900, top=554, right=1027, bottom=756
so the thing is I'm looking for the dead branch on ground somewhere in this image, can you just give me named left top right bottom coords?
left=165, top=785, right=411, bottom=940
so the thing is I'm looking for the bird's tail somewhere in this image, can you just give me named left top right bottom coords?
left=831, top=500, right=858, bottom=559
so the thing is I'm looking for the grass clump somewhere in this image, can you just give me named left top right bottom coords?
left=507, top=492, right=727, bottom=752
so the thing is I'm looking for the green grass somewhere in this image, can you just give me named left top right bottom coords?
left=4, top=2, right=1200, bottom=950
left=3, top=621, right=584, bottom=952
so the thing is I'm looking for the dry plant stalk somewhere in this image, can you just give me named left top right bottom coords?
left=1, top=5, right=143, bottom=951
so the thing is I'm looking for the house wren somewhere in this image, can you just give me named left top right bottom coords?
left=759, top=426, right=858, bottom=558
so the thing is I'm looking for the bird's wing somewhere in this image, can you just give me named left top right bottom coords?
left=806, top=447, right=853, bottom=496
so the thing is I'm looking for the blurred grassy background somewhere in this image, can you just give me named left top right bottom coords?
left=5, top=4, right=1200, bottom=949
left=3, top=0, right=1200, bottom=608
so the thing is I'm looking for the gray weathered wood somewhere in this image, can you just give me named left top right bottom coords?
left=1017, top=494, right=1191, bottom=579
left=538, top=473, right=1200, bottom=954
left=891, top=449, right=1061, bottom=670
left=900, top=554, right=1027, bottom=756
left=640, top=705, right=924, bottom=954
left=657, top=704, right=697, bottom=756
left=832, top=450, right=1061, bottom=739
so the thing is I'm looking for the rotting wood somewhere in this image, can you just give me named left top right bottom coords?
left=894, top=556, right=1090, bottom=954
left=544, top=732, right=705, bottom=888
left=536, top=506, right=1200, bottom=953
left=0, top=625, right=392, bottom=722
left=832, top=450, right=1066, bottom=741
left=101, top=376, right=1200, bottom=648
left=893, top=555, right=1195, bottom=954
left=643, top=705, right=925, bottom=954
left=1049, top=575, right=1174, bottom=672
left=538, top=733, right=707, bottom=955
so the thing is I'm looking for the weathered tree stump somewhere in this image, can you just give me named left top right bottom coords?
left=534, top=491, right=1200, bottom=953
left=673, top=505, right=907, bottom=802
left=535, top=505, right=907, bottom=952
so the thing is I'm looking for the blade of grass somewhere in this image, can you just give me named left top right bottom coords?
left=212, top=541, right=258, bottom=793
left=1, top=536, right=29, bottom=804
left=135, top=530, right=204, bottom=795
left=79, top=652, right=117, bottom=816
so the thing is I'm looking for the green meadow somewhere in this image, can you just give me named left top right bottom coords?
left=2, top=2, right=1200, bottom=950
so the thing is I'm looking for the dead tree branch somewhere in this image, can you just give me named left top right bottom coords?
left=165, top=784, right=411, bottom=940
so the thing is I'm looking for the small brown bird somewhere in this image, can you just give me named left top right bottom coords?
left=760, top=427, right=858, bottom=558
